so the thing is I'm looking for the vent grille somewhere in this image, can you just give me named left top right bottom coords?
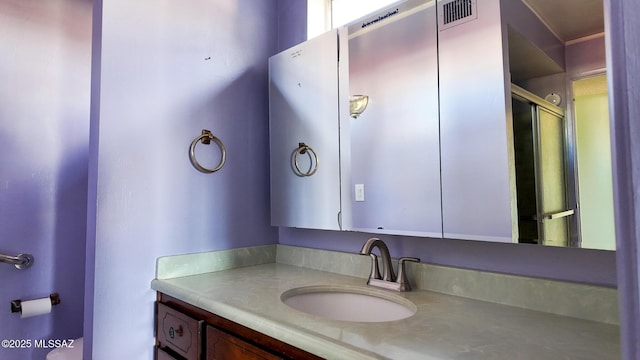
left=443, top=0, right=474, bottom=24
left=439, top=0, right=477, bottom=30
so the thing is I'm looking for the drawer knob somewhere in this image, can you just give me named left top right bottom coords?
left=168, top=325, right=184, bottom=339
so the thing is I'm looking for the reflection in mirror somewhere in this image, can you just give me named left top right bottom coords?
left=304, top=0, right=613, bottom=250
left=572, top=74, right=615, bottom=250
left=349, top=95, right=369, bottom=119
left=346, top=1, right=442, bottom=237
left=512, top=86, right=572, bottom=247
left=508, top=0, right=612, bottom=250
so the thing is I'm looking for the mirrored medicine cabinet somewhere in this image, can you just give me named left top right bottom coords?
left=268, top=0, right=614, bottom=251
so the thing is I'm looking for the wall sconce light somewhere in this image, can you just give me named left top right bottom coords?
left=350, top=95, right=369, bottom=118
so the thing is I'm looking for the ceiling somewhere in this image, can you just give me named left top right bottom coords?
left=508, top=0, right=605, bottom=82
left=522, top=0, right=605, bottom=43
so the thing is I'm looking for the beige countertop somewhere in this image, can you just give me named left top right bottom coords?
left=151, top=263, right=619, bottom=360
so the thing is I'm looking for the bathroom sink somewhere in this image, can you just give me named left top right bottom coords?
left=281, top=285, right=416, bottom=322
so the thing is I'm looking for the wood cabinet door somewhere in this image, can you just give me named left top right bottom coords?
left=206, top=325, right=282, bottom=360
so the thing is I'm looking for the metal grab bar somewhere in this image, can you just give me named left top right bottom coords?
left=0, top=253, right=34, bottom=270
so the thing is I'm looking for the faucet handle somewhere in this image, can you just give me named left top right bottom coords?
left=399, top=257, right=420, bottom=264
left=368, top=253, right=382, bottom=280
left=396, top=257, right=420, bottom=291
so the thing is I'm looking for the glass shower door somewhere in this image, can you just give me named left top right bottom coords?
left=512, top=89, right=573, bottom=246
left=536, top=107, right=572, bottom=247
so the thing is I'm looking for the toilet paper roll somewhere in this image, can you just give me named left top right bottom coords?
left=20, top=298, right=52, bottom=318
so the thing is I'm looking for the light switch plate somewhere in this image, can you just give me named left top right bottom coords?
left=355, top=184, right=365, bottom=202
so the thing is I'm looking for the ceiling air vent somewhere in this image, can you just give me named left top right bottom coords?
left=438, top=0, right=478, bottom=31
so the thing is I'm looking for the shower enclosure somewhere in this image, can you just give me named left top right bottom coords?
left=512, top=86, right=575, bottom=247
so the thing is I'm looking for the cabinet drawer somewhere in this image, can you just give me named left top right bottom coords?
left=156, top=346, right=180, bottom=360
left=206, top=325, right=282, bottom=360
left=157, top=302, right=202, bottom=360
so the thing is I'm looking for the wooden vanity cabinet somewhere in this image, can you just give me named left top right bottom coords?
left=156, top=293, right=323, bottom=360
left=206, top=325, right=281, bottom=360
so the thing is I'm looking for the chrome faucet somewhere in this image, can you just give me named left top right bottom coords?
left=359, top=237, right=420, bottom=292
left=360, top=237, right=395, bottom=281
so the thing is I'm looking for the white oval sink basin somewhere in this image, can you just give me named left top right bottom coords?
left=281, top=285, right=416, bottom=322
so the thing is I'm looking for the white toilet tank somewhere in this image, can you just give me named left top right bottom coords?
left=46, top=338, right=83, bottom=360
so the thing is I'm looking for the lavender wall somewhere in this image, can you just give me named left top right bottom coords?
left=606, top=0, right=640, bottom=357
left=0, top=1, right=92, bottom=359
left=85, top=0, right=279, bottom=358
left=566, top=35, right=607, bottom=76
left=276, top=0, right=308, bottom=51
left=501, top=0, right=565, bottom=68
left=521, top=35, right=607, bottom=104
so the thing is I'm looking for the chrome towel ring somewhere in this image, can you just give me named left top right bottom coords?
left=293, top=142, right=318, bottom=177
left=189, top=129, right=226, bottom=173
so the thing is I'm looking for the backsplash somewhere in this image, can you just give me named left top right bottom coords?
left=156, top=245, right=277, bottom=279
left=157, top=244, right=619, bottom=325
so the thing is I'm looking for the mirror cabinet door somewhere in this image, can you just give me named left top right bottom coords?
left=268, top=29, right=349, bottom=230
left=347, top=3, right=442, bottom=237
left=438, top=0, right=515, bottom=243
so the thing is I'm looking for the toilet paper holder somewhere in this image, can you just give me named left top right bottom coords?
left=11, top=293, right=60, bottom=314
